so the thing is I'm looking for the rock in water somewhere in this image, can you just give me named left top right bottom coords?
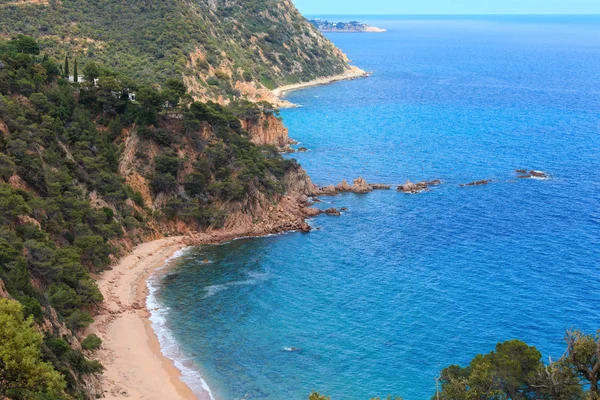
left=515, top=169, right=549, bottom=179
left=370, top=183, right=392, bottom=190
left=460, top=179, right=492, bottom=187
left=324, top=208, right=342, bottom=216
left=335, top=180, right=353, bottom=192
left=398, top=180, right=430, bottom=194
left=352, top=177, right=373, bottom=193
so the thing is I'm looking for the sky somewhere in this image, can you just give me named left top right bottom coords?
left=293, top=0, right=600, bottom=15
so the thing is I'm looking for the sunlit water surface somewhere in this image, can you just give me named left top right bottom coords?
left=149, top=15, right=600, bottom=400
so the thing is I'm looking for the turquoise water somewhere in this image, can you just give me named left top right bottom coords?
left=150, top=16, right=600, bottom=400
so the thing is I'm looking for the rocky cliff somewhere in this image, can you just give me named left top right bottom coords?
left=241, top=113, right=295, bottom=151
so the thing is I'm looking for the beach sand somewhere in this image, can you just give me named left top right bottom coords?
left=87, top=226, right=307, bottom=399
left=87, top=237, right=205, bottom=400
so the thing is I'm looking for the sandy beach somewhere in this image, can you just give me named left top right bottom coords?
left=87, top=236, right=203, bottom=400
left=272, top=65, right=369, bottom=100
left=87, top=221, right=310, bottom=399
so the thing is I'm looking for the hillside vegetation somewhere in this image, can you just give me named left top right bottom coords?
left=0, top=0, right=351, bottom=102
left=0, top=35, right=305, bottom=398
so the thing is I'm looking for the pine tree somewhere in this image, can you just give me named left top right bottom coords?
left=64, top=55, right=69, bottom=79
left=73, top=59, right=78, bottom=83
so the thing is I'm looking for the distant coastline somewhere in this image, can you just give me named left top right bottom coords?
left=272, top=66, right=370, bottom=101
left=309, top=18, right=387, bottom=33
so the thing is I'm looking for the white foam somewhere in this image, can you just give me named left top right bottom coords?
left=203, top=271, right=270, bottom=299
left=147, top=248, right=216, bottom=400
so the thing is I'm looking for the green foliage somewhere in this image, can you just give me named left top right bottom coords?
left=81, top=334, right=102, bottom=351
left=309, top=392, right=330, bottom=400
left=0, top=36, right=302, bottom=397
left=82, top=61, right=99, bottom=81
left=564, top=330, right=600, bottom=397
left=0, top=0, right=349, bottom=100
left=437, top=338, right=587, bottom=400
left=73, top=59, right=78, bottom=83
left=0, top=299, right=67, bottom=399
left=63, top=55, right=69, bottom=79
left=12, top=35, right=40, bottom=55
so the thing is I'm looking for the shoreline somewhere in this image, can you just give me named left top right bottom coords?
left=88, top=226, right=310, bottom=400
left=272, top=65, right=369, bottom=101
left=87, top=237, right=201, bottom=400
left=86, top=66, right=371, bottom=399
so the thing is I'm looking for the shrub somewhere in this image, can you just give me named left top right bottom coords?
left=81, top=334, right=102, bottom=351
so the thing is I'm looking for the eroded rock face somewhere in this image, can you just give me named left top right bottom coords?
left=351, top=177, right=373, bottom=193
left=319, top=185, right=338, bottom=196
left=460, top=179, right=492, bottom=187
left=331, top=177, right=374, bottom=194
left=241, top=114, right=295, bottom=151
left=516, top=169, right=549, bottom=179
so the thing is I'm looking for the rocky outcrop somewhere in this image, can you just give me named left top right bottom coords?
left=398, top=179, right=442, bottom=194
left=0, top=278, right=9, bottom=298
left=316, top=178, right=397, bottom=195
left=516, top=169, right=549, bottom=179
left=460, top=179, right=492, bottom=187
left=324, top=177, right=374, bottom=194
left=284, top=163, right=319, bottom=197
left=324, top=208, right=341, bottom=216
left=302, top=207, right=322, bottom=217
left=241, top=113, right=295, bottom=151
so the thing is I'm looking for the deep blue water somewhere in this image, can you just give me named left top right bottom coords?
left=150, top=16, right=600, bottom=400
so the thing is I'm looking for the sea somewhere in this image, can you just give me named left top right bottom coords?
left=148, top=15, right=600, bottom=400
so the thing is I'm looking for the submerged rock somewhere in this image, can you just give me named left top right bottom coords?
left=460, top=179, right=492, bottom=187
left=370, top=183, right=392, bottom=190
left=297, top=147, right=308, bottom=152
left=324, top=208, right=341, bottom=216
left=516, top=169, right=549, bottom=179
